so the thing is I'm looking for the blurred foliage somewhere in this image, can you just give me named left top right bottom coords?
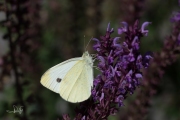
left=0, top=0, right=180, bottom=120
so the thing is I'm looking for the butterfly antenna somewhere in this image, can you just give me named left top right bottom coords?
left=85, top=36, right=93, bottom=51
left=84, top=35, right=86, bottom=52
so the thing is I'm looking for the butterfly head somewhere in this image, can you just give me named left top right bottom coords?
left=82, top=51, right=93, bottom=66
left=83, top=51, right=89, bottom=57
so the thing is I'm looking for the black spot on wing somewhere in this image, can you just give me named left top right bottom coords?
left=56, top=78, right=62, bottom=83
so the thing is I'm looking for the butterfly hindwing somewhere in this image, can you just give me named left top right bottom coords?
left=59, top=60, right=92, bottom=102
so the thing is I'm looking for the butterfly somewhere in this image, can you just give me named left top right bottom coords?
left=40, top=51, right=93, bottom=103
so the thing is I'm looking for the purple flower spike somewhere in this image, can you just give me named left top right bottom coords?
left=113, top=37, right=121, bottom=48
left=121, top=22, right=128, bottom=31
left=110, top=66, right=115, bottom=77
left=107, top=50, right=114, bottom=64
left=118, top=22, right=128, bottom=34
left=118, top=29, right=123, bottom=35
left=171, top=12, right=180, bottom=22
left=132, top=36, right=140, bottom=50
left=142, top=52, right=153, bottom=68
left=92, top=38, right=100, bottom=42
left=107, top=22, right=111, bottom=31
left=92, top=38, right=101, bottom=51
left=123, top=41, right=128, bottom=48
left=82, top=116, right=85, bottom=120
left=115, top=95, right=124, bottom=107
left=110, top=28, right=114, bottom=33
left=99, top=92, right=104, bottom=103
left=74, top=21, right=152, bottom=120
left=135, top=73, right=142, bottom=79
left=107, top=22, right=114, bottom=32
left=141, top=22, right=151, bottom=36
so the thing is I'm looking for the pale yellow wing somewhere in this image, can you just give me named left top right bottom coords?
left=40, top=57, right=82, bottom=93
left=59, top=60, right=93, bottom=103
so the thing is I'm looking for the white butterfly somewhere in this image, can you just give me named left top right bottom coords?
left=40, top=51, right=93, bottom=103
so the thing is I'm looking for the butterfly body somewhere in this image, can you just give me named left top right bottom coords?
left=40, top=51, right=93, bottom=103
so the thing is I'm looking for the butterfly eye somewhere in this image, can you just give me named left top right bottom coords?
left=56, top=78, right=62, bottom=83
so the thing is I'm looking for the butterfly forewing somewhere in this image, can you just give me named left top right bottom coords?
left=40, top=58, right=82, bottom=93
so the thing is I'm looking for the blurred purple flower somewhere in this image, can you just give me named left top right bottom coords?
left=118, top=22, right=128, bottom=34
left=171, top=11, right=180, bottom=22
left=141, top=22, right=151, bottom=36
